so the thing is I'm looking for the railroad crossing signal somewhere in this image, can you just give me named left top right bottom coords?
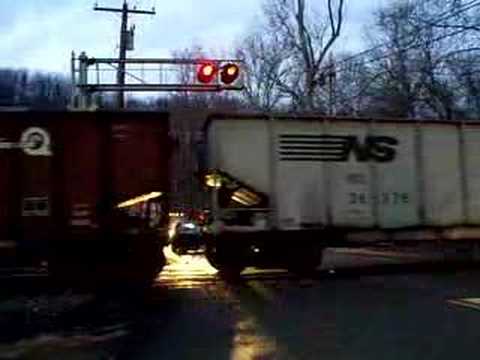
left=220, top=63, right=240, bottom=85
left=71, top=53, right=245, bottom=106
left=197, top=62, right=241, bottom=86
left=71, top=2, right=245, bottom=109
left=197, top=62, right=218, bottom=84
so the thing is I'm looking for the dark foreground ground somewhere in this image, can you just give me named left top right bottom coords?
left=1, top=246, right=480, bottom=360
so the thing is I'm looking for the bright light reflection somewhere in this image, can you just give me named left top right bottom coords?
left=158, top=245, right=218, bottom=288
left=182, top=223, right=196, bottom=230
left=232, top=195, right=250, bottom=206
left=203, top=65, right=214, bottom=76
left=227, top=66, right=238, bottom=76
left=205, top=174, right=222, bottom=188
left=219, top=286, right=280, bottom=360
left=168, top=227, right=176, bottom=240
left=159, top=247, right=285, bottom=358
left=117, top=192, right=162, bottom=209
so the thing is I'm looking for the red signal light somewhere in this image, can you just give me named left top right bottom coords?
left=197, top=62, right=218, bottom=84
left=220, top=63, right=240, bottom=85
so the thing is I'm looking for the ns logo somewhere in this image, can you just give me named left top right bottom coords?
left=279, top=135, right=399, bottom=163
left=340, top=135, right=399, bottom=163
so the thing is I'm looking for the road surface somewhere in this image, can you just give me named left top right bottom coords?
left=1, top=246, right=480, bottom=360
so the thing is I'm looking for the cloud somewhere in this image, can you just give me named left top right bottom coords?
left=0, top=0, right=387, bottom=74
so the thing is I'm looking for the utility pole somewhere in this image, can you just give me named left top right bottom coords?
left=94, top=1, right=155, bottom=109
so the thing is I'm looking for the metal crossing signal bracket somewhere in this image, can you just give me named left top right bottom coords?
left=71, top=52, right=245, bottom=109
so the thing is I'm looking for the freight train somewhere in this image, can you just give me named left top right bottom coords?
left=2, top=109, right=480, bottom=284
left=0, top=110, right=171, bottom=287
left=201, top=114, right=480, bottom=276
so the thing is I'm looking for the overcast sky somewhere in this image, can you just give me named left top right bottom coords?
left=0, top=0, right=387, bottom=74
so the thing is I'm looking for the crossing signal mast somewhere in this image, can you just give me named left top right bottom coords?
left=71, top=1, right=245, bottom=110
left=94, top=0, right=156, bottom=109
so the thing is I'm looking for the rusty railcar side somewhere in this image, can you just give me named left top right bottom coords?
left=0, top=110, right=171, bottom=285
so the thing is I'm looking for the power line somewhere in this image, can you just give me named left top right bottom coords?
left=324, top=0, right=480, bottom=74
left=322, top=2, right=480, bottom=108
left=346, top=26, right=471, bottom=71
left=335, top=60, right=480, bottom=107
left=330, top=27, right=477, bottom=106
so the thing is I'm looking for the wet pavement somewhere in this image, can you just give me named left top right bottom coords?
left=120, top=247, right=480, bottom=360
left=2, top=246, right=480, bottom=359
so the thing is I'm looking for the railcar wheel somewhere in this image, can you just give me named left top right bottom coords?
left=205, top=242, right=245, bottom=279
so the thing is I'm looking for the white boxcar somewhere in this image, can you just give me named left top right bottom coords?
left=202, top=114, right=480, bottom=275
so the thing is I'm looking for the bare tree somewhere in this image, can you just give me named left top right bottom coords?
left=444, top=51, right=480, bottom=119
left=334, top=56, right=377, bottom=116
left=353, top=0, right=480, bottom=120
left=0, top=69, right=19, bottom=106
left=240, top=0, right=346, bottom=111
left=368, top=2, right=427, bottom=118
left=0, top=69, right=71, bottom=109
left=236, top=31, right=284, bottom=111
left=418, top=0, right=480, bottom=33
left=233, top=0, right=480, bottom=118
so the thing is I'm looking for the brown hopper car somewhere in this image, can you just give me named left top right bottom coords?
left=0, top=110, right=171, bottom=286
